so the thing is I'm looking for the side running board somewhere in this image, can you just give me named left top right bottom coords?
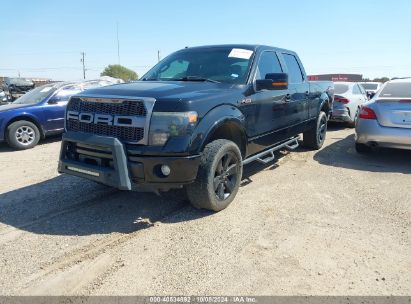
left=242, top=136, right=300, bottom=165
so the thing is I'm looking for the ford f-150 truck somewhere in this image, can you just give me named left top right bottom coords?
left=58, top=45, right=334, bottom=211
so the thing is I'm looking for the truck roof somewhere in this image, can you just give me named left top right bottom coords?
left=181, top=44, right=296, bottom=55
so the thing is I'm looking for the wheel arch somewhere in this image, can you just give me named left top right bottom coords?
left=205, top=120, right=247, bottom=158
left=190, top=105, right=247, bottom=158
left=5, top=115, right=45, bottom=140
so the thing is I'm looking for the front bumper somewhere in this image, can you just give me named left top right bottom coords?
left=355, top=119, right=411, bottom=150
left=58, top=132, right=201, bottom=191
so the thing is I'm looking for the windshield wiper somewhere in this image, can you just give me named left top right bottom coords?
left=170, top=76, right=220, bottom=83
left=141, top=78, right=159, bottom=81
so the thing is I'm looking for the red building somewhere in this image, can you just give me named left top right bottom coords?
left=308, top=74, right=363, bottom=82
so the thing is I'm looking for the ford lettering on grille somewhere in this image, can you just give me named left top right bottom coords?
left=66, top=97, right=149, bottom=144
left=66, top=111, right=145, bottom=128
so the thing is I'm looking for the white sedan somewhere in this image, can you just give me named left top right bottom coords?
left=330, top=82, right=369, bottom=127
left=355, top=78, right=411, bottom=153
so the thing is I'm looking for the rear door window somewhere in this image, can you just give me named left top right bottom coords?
left=282, top=54, right=304, bottom=83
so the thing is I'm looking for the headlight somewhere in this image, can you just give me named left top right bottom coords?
left=149, top=111, right=198, bottom=146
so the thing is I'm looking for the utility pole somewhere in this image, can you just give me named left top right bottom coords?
left=80, top=52, right=86, bottom=79
left=157, top=50, right=161, bottom=62
left=116, top=22, right=120, bottom=65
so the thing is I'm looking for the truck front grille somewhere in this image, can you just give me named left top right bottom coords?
left=66, top=97, right=148, bottom=144
left=66, top=120, right=145, bottom=143
left=68, top=97, right=147, bottom=116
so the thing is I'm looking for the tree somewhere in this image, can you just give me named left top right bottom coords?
left=100, top=64, right=138, bottom=81
left=373, top=77, right=390, bottom=83
left=362, top=77, right=390, bottom=83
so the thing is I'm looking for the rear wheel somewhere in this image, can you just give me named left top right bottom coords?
left=7, top=120, right=40, bottom=150
left=186, top=139, right=243, bottom=212
left=303, top=111, right=327, bottom=150
left=355, top=142, right=372, bottom=154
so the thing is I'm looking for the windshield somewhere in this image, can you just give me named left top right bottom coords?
left=13, top=85, right=56, bottom=105
left=379, top=82, right=411, bottom=98
left=142, top=47, right=254, bottom=84
left=334, top=84, right=350, bottom=94
left=361, top=83, right=379, bottom=90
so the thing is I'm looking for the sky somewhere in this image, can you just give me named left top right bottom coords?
left=0, top=0, right=410, bottom=81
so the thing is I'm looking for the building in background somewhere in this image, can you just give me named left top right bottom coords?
left=308, top=74, right=363, bottom=82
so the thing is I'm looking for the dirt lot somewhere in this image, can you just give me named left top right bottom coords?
left=0, top=126, right=410, bottom=295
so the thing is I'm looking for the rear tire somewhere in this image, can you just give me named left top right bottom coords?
left=355, top=142, right=372, bottom=154
left=7, top=120, right=40, bottom=150
left=186, top=139, right=243, bottom=212
left=303, top=111, right=327, bottom=150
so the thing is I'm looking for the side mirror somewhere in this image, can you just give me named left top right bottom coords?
left=255, top=73, right=288, bottom=91
left=47, top=98, right=58, bottom=104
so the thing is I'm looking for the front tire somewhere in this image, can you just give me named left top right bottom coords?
left=303, top=111, right=327, bottom=150
left=186, top=139, right=243, bottom=212
left=7, top=120, right=40, bottom=150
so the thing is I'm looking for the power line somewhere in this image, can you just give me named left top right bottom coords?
left=116, top=22, right=121, bottom=65
left=80, top=52, right=86, bottom=79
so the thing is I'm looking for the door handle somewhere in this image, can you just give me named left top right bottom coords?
left=284, top=94, right=291, bottom=102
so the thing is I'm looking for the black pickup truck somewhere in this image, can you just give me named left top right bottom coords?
left=58, top=44, right=333, bottom=211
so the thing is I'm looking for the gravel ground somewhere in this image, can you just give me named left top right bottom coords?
left=0, top=126, right=410, bottom=295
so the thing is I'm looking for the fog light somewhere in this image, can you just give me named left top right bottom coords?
left=161, top=165, right=171, bottom=176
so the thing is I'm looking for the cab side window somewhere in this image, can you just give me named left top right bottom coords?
left=282, top=53, right=304, bottom=83
left=255, top=52, right=283, bottom=80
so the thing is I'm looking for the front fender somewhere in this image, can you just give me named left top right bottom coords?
left=188, top=105, right=246, bottom=154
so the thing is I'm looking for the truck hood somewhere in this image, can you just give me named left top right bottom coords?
left=0, top=103, right=34, bottom=113
left=80, top=81, right=243, bottom=102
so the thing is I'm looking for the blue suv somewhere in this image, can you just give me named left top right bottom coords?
left=0, top=80, right=115, bottom=150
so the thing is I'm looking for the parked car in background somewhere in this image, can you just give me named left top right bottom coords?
left=330, top=82, right=368, bottom=127
left=0, top=90, right=8, bottom=105
left=1, top=77, right=35, bottom=101
left=0, top=79, right=117, bottom=150
left=355, top=78, right=411, bottom=153
left=360, top=82, right=383, bottom=99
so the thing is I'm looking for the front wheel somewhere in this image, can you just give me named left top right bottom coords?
left=7, top=120, right=40, bottom=150
left=303, top=111, right=327, bottom=150
left=186, top=139, right=243, bottom=212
